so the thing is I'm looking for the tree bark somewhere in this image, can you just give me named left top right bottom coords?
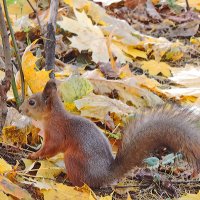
left=0, top=3, right=12, bottom=133
left=44, top=0, right=59, bottom=78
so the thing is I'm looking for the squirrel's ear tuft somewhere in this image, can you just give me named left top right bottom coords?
left=42, top=79, right=57, bottom=101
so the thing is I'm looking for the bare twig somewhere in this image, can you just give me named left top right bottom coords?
left=26, top=0, right=43, bottom=35
left=0, top=3, right=12, bottom=133
left=185, top=0, right=190, bottom=11
left=44, top=0, right=59, bottom=78
left=3, top=0, right=25, bottom=103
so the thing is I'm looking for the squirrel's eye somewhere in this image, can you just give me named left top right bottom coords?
left=28, top=99, right=36, bottom=106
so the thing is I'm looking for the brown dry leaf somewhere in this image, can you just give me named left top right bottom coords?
left=125, top=0, right=146, bottom=8
left=64, top=0, right=185, bottom=62
left=169, top=21, right=200, bottom=37
left=0, top=71, right=13, bottom=99
left=146, top=0, right=162, bottom=21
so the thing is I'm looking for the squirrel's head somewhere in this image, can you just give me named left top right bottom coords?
left=19, top=79, right=57, bottom=120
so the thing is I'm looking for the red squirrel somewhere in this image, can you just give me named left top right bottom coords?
left=19, top=79, right=200, bottom=188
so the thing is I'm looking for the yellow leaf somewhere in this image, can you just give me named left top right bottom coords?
left=165, top=43, right=184, bottom=61
left=114, top=41, right=147, bottom=59
left=127, top=193, right=132, bottom=200
left=22, top=50, right=50, bottom=93
left=179, top=191, right=200, bottom=200
left=2, top=126, right=28, bottom=145
left=0, top=159, right=12, bottom=174
left=64, top=102, right=77, bottom=112
left=152, top=0, right=159, bottom=4
left=0, top=0, right=34, bottom=17
left=119, top=64, right=133, bottom=79
left=64, top=0, right=90, bottom=10
left=190, top=37, right=200, bottom=47
left=126, top=47, right=147, bottom=59
left=41, top=183, right=96, bottom=200
left=37, top=160, right=64, bottom=179
left=0, top=191, right=12, bottom=200
left=141, top=60, right=172, bottom=77
left=22, top=158, right=35, bottom=173
left=99, top=193, right=113, bottom=200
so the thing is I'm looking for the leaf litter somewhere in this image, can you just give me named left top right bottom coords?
left=1, top=0, right=200, bottom=199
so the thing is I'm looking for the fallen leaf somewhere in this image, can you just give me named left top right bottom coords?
left=84, top=70, right=163, bottom=107
left=179, top=191, right=200, bottom=200
left=37, top=160, right=64, bottom=179
left=141, top=60, right=172, bottom=77
left=59, top=75, right=93, bottom=103
left=57, top=10, right=109, bottom=63
left=177, top=0, right=200, bottom=11
left=0, top=191, right=12, bottom=200
left=0, top=175, right=33, bottom=200
left=0, top=159, right=12, bottom=174
left=75, top=93, right=135, bottom=121
left=22, top=40, right=50, bottom=93
left=41, top=183, right=96, bottom=200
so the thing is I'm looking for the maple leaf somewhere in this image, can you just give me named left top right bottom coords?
left=21, top=41, right=51, bottom=93
left=57, top=10, right=109, bottom=63
left=141, top=60, right=172, bottom=77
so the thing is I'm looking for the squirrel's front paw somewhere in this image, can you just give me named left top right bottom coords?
left=28, top=152, right=42, bottom=160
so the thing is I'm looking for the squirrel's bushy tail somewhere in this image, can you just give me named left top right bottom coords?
left=110, top=106, right=200, bottom=180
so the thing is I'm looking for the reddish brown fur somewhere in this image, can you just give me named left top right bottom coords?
left=20, top=79, right=200, bottom=188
